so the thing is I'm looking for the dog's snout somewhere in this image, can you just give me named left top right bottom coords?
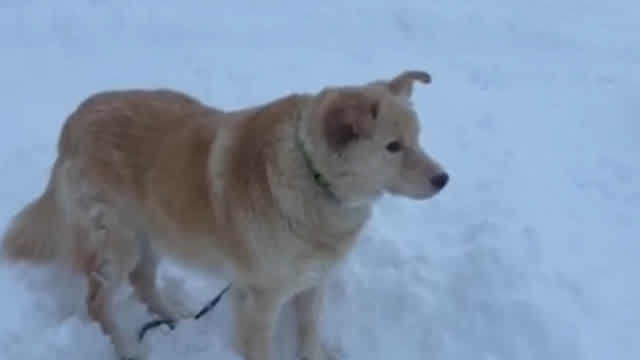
left=430, top=172, right=449, bottom=191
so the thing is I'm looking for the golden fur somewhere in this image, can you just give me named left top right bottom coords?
left=1, top=70, right=448, bottom=360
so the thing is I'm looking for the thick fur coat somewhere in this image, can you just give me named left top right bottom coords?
left=1, top=70, right=448, bottom=360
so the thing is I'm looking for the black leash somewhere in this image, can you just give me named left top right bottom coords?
left=137, top=283, right=232, bottom=342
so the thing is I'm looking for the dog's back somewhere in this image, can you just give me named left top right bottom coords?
left=1, top=88, right=222, bottom=267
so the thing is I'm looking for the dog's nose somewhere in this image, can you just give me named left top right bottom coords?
left=430, top=172, right=449, bottom=191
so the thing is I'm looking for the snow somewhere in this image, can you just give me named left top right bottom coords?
left=0, top=0, right=638, bottom=359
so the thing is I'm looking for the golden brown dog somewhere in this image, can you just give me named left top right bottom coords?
left=1, top=70, right=448, bottom=360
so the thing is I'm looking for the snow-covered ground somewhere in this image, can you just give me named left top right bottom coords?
left=0, top=1, right=638, bottom=359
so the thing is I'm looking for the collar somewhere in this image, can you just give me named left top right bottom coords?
left=294, top=124, right=340, bottom=202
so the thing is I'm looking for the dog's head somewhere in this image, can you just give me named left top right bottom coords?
left=300, top=70, right=448, bottom=206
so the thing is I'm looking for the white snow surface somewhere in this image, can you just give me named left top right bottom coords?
left=0, top=1, right=638, bottom=359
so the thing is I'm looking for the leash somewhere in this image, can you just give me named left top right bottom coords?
left=137, top=283, right=232, bottom=342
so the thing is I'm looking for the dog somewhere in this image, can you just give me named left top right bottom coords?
left=0, top=70, right=448, bottom=360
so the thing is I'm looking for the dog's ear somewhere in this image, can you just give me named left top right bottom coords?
left=383, top=70, right=431, bottom=99
left=323, top=94, right=378, bottom=151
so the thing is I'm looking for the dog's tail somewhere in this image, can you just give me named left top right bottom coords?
left=1, top=186, right=60, bottom=264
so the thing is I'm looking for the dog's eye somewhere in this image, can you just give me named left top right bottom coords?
left=385, top=141, right=403, bottom=153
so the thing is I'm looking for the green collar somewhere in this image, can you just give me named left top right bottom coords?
left=295, top=126, right=339, bottom=202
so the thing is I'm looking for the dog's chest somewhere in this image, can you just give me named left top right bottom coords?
left=262, top=226, right=360, bottom=291
left=297, top=214, right=367, bottom=279
left=270, top=249, right=335, bottom=292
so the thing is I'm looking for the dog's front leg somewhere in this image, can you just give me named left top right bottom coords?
left=232, top=285, right=285, bottom=360
left=294, top=283, right=330, bottom=360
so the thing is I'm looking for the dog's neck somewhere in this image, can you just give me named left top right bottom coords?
left=294, top=121, right=340, bottom=203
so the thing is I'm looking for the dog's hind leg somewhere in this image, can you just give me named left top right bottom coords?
left=129, top=240, right=187, bottom=321
left=83, top=206, right=148, bottom=360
